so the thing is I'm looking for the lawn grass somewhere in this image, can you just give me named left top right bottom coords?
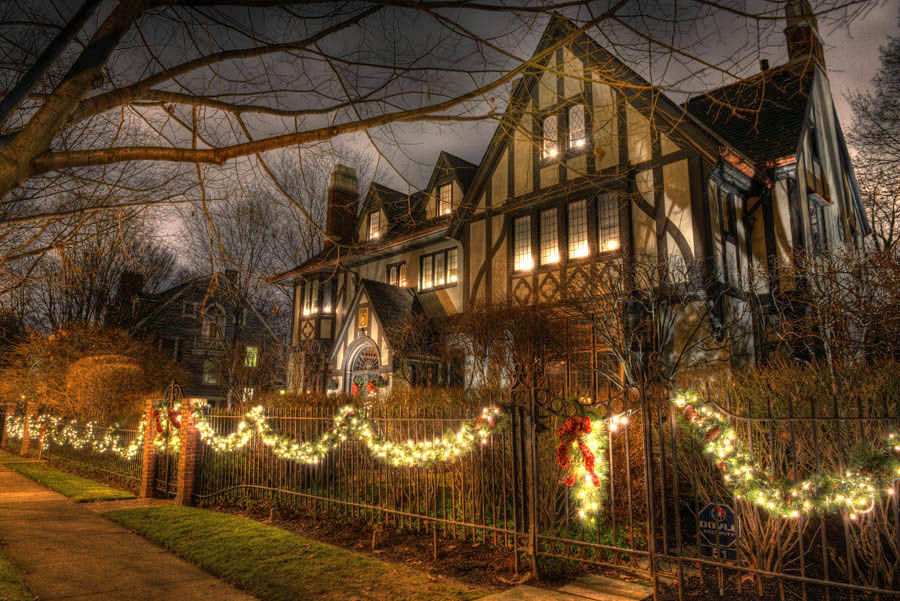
left=0, top=547, right=33, bottom=601
left=0, top=449, right=26, bottom=462
left=106, top=506, right=493, bottom=601
left=2, top=459, right=134, bottom=502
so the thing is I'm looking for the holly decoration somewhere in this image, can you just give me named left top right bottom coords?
left=675, top=391, right=900, bottom=519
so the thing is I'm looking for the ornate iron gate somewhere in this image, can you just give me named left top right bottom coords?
left=152, top=381, right=182, bottom=498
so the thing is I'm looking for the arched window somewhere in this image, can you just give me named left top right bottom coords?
left=347, top=342, right=381, bottom=394
left=203, top=359, right=218, bottom=385
left=203, top=305, right=225, bottom=340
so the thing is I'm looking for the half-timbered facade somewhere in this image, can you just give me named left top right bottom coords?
left=271, top=1, right=868, bottom=395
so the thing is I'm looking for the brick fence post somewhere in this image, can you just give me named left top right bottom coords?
left=0, top=402, right=16, bottom=449
left=138, top=398, right=158, bottom=499
left=175, top=398, right=206, bottom=506
left=20, top=402, right=36, bottom=457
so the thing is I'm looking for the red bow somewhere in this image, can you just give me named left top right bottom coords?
left=167, top=408, right=181, bottom=430
left=151, top=409, right=163, bottom=434
left=556, top=416, right=600, bottom=487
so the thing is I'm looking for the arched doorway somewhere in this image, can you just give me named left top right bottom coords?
left=345, top=341, right=381, bottom=395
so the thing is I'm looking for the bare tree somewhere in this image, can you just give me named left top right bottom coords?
left=848, top=7, right=900, bottom=252
left=3, top=206, right=175, bottom=330
left=569, top=253, right=742, bottom=400
left=0, top=0, right=874, bottom=271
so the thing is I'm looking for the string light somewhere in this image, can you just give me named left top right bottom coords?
left=3, top=412, right=180, bottom=459
left=674, top=391, right=900, bottom=519
left=192, top=405, right=502, bottom=468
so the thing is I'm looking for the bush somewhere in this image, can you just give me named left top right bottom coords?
left=0, top=324, right=186, bottom=422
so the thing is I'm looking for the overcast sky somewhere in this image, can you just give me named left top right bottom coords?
left=370, top=1, right=897, bottom=191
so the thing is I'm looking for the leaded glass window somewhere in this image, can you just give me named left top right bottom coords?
left=542, top=115, right=558, bottom=159
left=540, top=209, right=559, bottom=265
left=568, top=200, right=589, bottom=258
left=598, top=193, right=620, bottom=252
left=514, top=216, right=533, bottom=271
left=439, top=184, right=452, bottom=215
left=568, top=104, right=586, bottom=149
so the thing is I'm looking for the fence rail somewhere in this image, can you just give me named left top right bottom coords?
left=42, top=422, right=144, bottom=487
left=3, top=373, right=898, bottom=600
left=195, top=399, right=526, bottom=558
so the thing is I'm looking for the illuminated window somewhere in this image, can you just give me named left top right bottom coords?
left=514, top=215, right=533, bottom=271
left=302, top=280, right=319, bottom=316
left=448, top=249, right=458, bottom=283
left=322, top=283, right=332, bottom=313
left=598, top=193, right=620, bottom=252
left=419, top=249, right=458, bottom=290
left=421, top=255, right=433, bottom=289
left=542, top=115, right=558, bottom=159
left=568, top=104, right=586, bottom=149
left=539, top=209, right=559, bottom=265
left=245, top=346, right=258, bottom=367
left=387, top=262, right=407, bottom=287
left=368, top=211, right=381, bottom=240
left=568, top=200, right=589, bottom=258
left=439, top=184, right=452, bottom=215
left=435, top=252, right=445, bottom=286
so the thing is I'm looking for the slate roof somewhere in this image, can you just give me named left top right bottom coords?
left=440, top=152, right=478, bottom=190
left=359, top=279, right=426, bottom=349
left=684, top=62, right=815, bottom=164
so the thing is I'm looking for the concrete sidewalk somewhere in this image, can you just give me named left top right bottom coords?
left=0, top=463, right=257, bottom=601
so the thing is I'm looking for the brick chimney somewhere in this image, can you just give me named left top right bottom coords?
left=784, top=0, right=824, bottom=65
left=325, top=164, right=358, bottom=247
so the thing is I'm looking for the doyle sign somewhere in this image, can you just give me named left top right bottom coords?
left=699, top=503, right=738, bottom=560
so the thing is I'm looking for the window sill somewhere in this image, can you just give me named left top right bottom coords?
left=418, top=282, right=458, bottom=293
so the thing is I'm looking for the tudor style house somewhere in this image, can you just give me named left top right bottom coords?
left=271, top=1, right=868, bottom=396
left=110, top=272, right=284, bottom=405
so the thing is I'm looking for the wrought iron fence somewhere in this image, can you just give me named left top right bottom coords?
left=194, top=396, right=527, bottom=560
left=644, top=384, right=900, bottom=600
left=42, top=422, right=143, bottom=488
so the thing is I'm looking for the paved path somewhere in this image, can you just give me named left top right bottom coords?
left=0, top=464, right=257, bottom=601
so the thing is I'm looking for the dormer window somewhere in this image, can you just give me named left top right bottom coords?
left=367, top=211, right=381, bottom=240
left=542, top=115, right=558, bottom=159
left=568, top=104, right=586, bottom=149
left=439, top=183, right=452, bottom=216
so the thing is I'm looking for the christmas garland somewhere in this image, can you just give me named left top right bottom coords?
left=3, top=410, right=181, bottom=459
left=675, top=390, right=900, bottom=519
left=193, top=404, right=501, bottom=468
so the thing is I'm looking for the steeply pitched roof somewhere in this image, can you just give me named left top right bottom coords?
left=360, top=279, right=424, bottom=348
left=684, top=62, right=816, bottom=164
left=437, top=151, right=478, bottom=190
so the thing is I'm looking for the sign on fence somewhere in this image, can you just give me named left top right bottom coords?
left=699, top=503, right=738, bottom=560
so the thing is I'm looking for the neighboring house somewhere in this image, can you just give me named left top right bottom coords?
left=270, top=2, right=868, bottom=396
left=112, top=272, right=283, bottom=405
